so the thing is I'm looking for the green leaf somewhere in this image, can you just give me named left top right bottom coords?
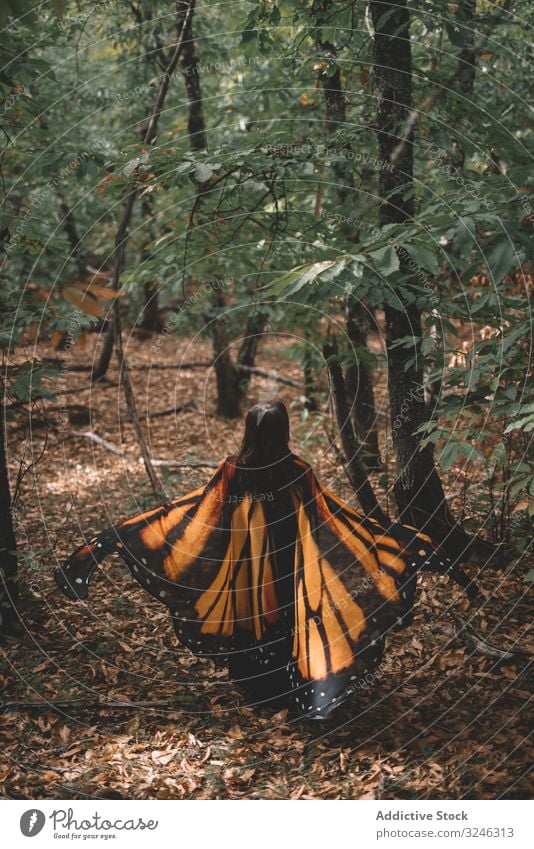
left=505, top=413, right=534, bottom=434
left=509, top=477, right=529, bottom=497
left=439, top=441, right=459, bottom=471
left=454, top=217, right=476, bottom=256
left=369, top=245, right=399, bottom=276
left=421, top=336, right=437, bottom=356
left=194, top=162, right=221, bottom=182
left=267, top=258, right=348, bottom=298
left=404, top=243, right=439, bottom=274
left=122, top=153, right=149, bottom=177
left=457, top=443, right=484, bottom=463
left=486, top=238, right=515, bottom=284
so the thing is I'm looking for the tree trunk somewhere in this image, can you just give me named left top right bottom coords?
left=60, top=201, right=86, bottom=276
left=142, top=282, right=160, bottom=332
left=0, top=410, right=18, bottom=634
left=323, top=338, right=386, bottom=522
left=303, top=343, right=318, bottom=412
left=92, top=0, right=196, bottom=382
left=211, top=289, right=241, bottom=419
left=91, top=189, right=137, bottom=383
left=140, top=198, right=161, bottom=332
left=236, top=309, right=268, bottom=398
left=345, top=296, right=381, bottom=468
left=315, top=19, right=380, bottom=462
left=178, top=0, right=208, bottom=151
left=321, top=63, right=352, bottom=205
left=425, top=0, right=478, bottom=410
left=93, top=320, right=114, bottom=381
left=90, top=2, right=196, bottom=498
left=178, top=6, right=241, bottom=416
left=457, top=0, right=478, bottom=95
left=369, top=0, right=509, bottom=567
left=370, top=0, right=469, bottom=556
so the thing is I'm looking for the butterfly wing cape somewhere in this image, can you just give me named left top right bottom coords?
left=55, top=455, right=473, bottom=718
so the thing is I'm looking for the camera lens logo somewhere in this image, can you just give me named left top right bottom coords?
left=20, top=810, right=46, bottom=837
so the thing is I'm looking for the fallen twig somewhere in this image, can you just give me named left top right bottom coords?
left=70, top=429, right=218, bottom=467
left=40, top=358, right=211, bottom=372
left=450, top=613, right=532, bottom=661
left=141, top=458, right=218, bottom=468
left=0, top=698, right=184, bottom=713
left=144, top=404, right=195, bottom=420
left=122, top=400, right=217, bottom=420
left=71, top=430, right=125, bottom=456
left=237, top=365, right=300, bottom=388
left=122, top=400, right=197, bottom=421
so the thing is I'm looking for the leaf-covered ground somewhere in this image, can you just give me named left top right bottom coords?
left=1, top=333, right=532, bottom=799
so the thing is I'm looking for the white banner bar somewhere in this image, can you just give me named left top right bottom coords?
left=3, top=799, right=532, bottom=848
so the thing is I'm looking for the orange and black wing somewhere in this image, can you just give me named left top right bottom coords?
left=55, top=460, right=286, bottom=665
left=54, top=461, right=227, bottom=602
left=283, top=467, right=395, bottom=716
left=285, top=464, right=462, bottom=718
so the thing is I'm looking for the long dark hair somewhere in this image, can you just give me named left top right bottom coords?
left=234, top=401, right=295, bottom=495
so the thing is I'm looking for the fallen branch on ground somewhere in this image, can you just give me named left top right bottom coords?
left=0, top=698, right=185, bottom=713
left=39, top=358, right=211, bottom=372
left=71, top=429, right=218, bottom=467
left=143, top=401, right=196, bottom=419
left=237, top=365, right=300, bottom=388
left=120, top=400, right=211, bottom=421
left=450, top=613, right=532, bottom=661
left=141, top=458, right=218, bottom=468
left=72, top=430, right=124, bottom=456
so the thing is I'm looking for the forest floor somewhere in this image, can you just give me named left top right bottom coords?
left=1, top=330, right=532, bottom=799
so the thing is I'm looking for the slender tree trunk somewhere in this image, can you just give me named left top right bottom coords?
left=345, top=297, right=381, bottom=468
left=178, top=0, right=208, bottom=151
left=0, top=409, right=18, bottom=634
left=178, top=5, right=241, bottom=416
left=302, top=342, right=318, bottom=412
left=56, top=202, right=92, bottom=349
left=140, top=199, right=161, bottom=332
left=236, top=309, right=268, bottom=398
left=369, top=0, right=492, bottom=561
left=92, top=0, right=196, bottom=382
left=91, top=189, right=137, bottom=382
left=60, top=201, right=86, bottom=276
left=457, top=0, right=478, bottom=95
left=316, top=20, right=380, bottom=464
left=370, top=0, right=447, bottom=523
left=425, top=0, right=478, bottom=410
left=321, top=63, right=351, bottom=203
left=142, top=282, right=160, bottom=332
left=93, top=320, right=115, bottom=381
left=211, top=290, right=241, bottom=419
left=90, top=1, right=196, bottom=498
left=140, top=283, right=157, bottom=331
left=323, top=338, right=386, bottom=522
